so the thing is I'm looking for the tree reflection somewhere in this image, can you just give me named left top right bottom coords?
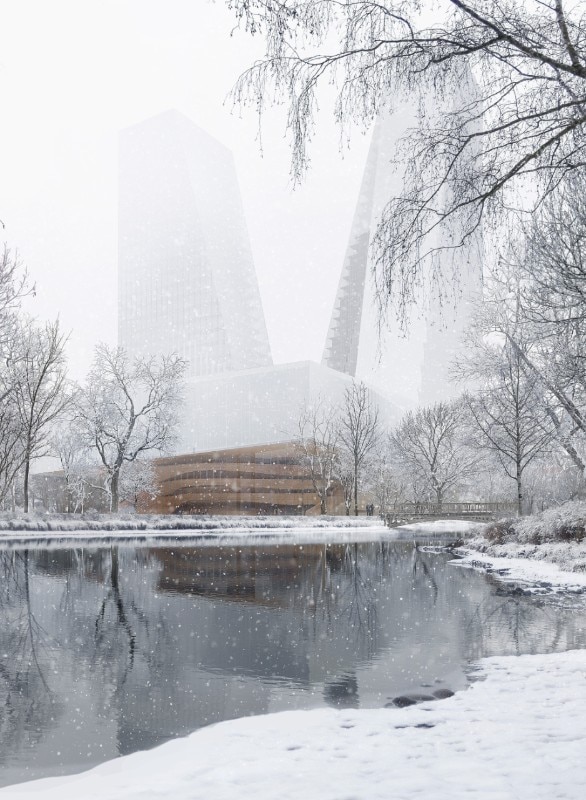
left=323, top=671, right=359, bottom=708
left=0, top=550, right=61, bottom=767
left=92, top=547, right=170, bottom=700
left=462, top=576, right=578, bottom=658
left=94, top=548, right=136, bottom=683
left=411, top=547, right=439, bottom=604
left=1, top=540, right=586, bottom=787
left=340, top=544, right=378, bottom=643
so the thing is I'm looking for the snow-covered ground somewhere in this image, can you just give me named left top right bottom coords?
left=0, top=514, right=386, bottom=533
left=390, top=519, right=480, bottom=536
left=0, top=515, right=390, bottom=547
left=488, top=501, right=586, bottom=546
left=0, top=515, right=479, bottom=547
left=6, top=648, right=586, bottom=799
left=448, top=502, right=586, bottom=592
left=0, top=529, right=396, bottom=551
left=454, top=542, right=586, bottom=593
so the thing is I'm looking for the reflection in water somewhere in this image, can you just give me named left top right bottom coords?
left=0, top=540, right=584, bottom=787
left=324, top=672, right=359, bottom=708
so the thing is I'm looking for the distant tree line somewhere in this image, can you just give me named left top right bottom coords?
left=297, top=178, right=586, bottom=518
left=295, top=381, right=381, bottom=515
left=232, top=0, right=586, bottom=516
left=0, top=248, right=186, bottom=513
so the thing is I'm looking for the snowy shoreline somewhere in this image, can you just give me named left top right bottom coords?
left=448, top=502, right=586, bottom=592
left=0, top=515, right=390, bottom=547
left=0, top=513, right=389, bottom=533
left=0, top=515, right=478, bottom=547
left=6, top=648, right=586, bottom=799
left=0, top=527, right=393, bottom=550
left=453, top=540, right=586, bottom=593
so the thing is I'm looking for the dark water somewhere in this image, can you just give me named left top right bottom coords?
left=0, top=537, right=585, bottom=787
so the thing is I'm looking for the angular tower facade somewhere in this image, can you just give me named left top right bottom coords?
left=323, top=94, right=482, bottom=409
left=321, top=130, right=379, bottom=376
left=118, top=111, right=272, bottom=378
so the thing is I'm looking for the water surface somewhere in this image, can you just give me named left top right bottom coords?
left=0, top=536, right=584, bottom=787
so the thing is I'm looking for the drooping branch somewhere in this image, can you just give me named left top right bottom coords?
left=228, top=0, right=586, bottom=320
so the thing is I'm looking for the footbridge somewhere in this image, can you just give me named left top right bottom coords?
left=384, top=502, right=516, bottom=527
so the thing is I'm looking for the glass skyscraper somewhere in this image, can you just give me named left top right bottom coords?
left=118, top=110, right=272, bottom=379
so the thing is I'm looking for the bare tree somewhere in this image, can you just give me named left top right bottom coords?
left=500, top=175, right=586, bottom=459
left=6, top=319, right=71, bottom=513
left=516, top=173, right=586, bottom=323
left=51, top=421, right=103, bottom=513
left=229, top=0, right=586, bottom=320
left=334, top=450, right=356, bottom=516
left=119, top=459, right=159, bottom=512
left=0, top=246, right=31, bottom=360
left=295, top=399, right=340, bottom=514
left=0, top=247, right=34, bottom=502
left=390, top=400, right=478, bottom=508
left=462, top=183, right=586, bottom=488
left=338, top=381, right=380, bottom=515
left=363, top=442, right=406, bottom=518
left=0, top=391, right=26, bottom=506
left=456, top=325, right=554, bottom=515
left=76, top=345, right=186, bottom=512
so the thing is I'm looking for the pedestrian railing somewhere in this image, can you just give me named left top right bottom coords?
left=384, top=501, right=517, bottom=526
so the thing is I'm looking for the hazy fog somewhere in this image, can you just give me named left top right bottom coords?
left=0, top=0, right=371, bottom=378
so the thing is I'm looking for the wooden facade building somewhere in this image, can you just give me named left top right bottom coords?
left=142, top=442, right=345, bottom=516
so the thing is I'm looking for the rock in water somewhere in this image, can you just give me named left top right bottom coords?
left=387, top=694, right=436, bottom=708
left=433, top=688, right=455, bottom=700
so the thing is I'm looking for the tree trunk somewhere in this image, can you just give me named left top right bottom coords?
left=320, top=494, right=327, bottom=514
left=516, top=464, right=523, bottom=517
left=23, top=456, right=30, bottom=513
left=515, top=430, right=523, bottom=516
left=111, top=469, right=120, bottom=513
left=111, top=546, right=119, bottom=591
left=354, top=457, right=359, bottom=516
left=545, top=407, right=586, bottom=476
left=516, top=470, right=523, bottom=516
left=436, top=487, right=443, bottom=511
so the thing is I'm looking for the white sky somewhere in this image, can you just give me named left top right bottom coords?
left=0, top=0, right=372, bottom=379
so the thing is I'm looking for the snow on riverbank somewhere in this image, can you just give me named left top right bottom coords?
left=0, top=514, right=387, bottom=544
left=391, top=519, right=480, bottom=536
left=487, top=501, right=586, bottom=546
left=7, top=649, right=586, bottom=800
left=450, top=501, right=586, bottom=591
left=0, top=513, right=387, bottom=532
left=455, top=541, right=586, bottom=593
left=0, top=514, right=482, bottom=546
left=450, top=502, right=586, bottom=591
left=0, top=517, right=480, bottom=549
left=0, top=528, right=394, bottom=550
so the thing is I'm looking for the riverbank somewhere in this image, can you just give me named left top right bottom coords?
left=0, top=514, right=480, bottom=547
left=6, top=648, right=585, bottom=799
left=455, top=500, right=586, bottom=592
left=0, top=513, right=387, bottom=534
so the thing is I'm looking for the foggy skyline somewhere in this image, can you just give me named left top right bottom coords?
left=0, top=0, right=372, bottom=379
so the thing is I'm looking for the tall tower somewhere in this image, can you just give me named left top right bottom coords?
left=323, top=92, right=482, bottom=409
left=322, top=107, right=428, bottom=408
left=118, top=111, right=272, bottom=378
left=321, top=127, right=379, bottom=376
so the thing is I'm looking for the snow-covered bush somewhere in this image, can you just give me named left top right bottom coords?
left=484, top=501, right=586, bottom=545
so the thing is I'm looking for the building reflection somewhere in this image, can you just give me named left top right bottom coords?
left=0, top=541, right=585, bottom=788
left=152, top=544, right=347, bottom=607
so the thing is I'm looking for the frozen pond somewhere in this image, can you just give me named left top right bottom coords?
left=0, top=535, right=585, bottom=787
